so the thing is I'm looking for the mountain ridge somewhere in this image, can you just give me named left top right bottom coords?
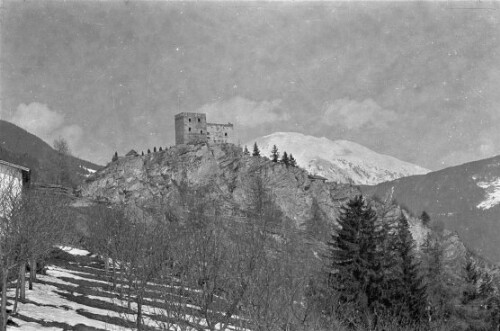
left=0, top=120, right=101, bottom=185
left=247, top=132, right=429, bottom=185
left=360, top=153, right=500, bottom=263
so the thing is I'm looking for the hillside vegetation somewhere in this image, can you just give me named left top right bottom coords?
left=0, top=120, right=101, bottom=186
left=77, top=142, right=500, bottom=330
left=1, top=142, right=499, bottom=330
left=361, top=154, right=500, bottom=263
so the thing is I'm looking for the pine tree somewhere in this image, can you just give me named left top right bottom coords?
left=387, top=215, right=428, bottom=324
left=270, top=145, right=279, bottom=162
left=421, top=211, right=431, bottom=226
left=289, top=154, right=297, bottom=167
left=280, top=151, right=289, bottom=166
left=154, top=147, right=157, bottom=153
left=325, top=195, right=385, bottom=327
left=159, top=147, right=163, bottom=151
left=141, top=151, right=144, bottom=156
left=461, top=258, right=499, bottom=330
left=252, top=143, right=260, bottom=157
left=421, top=233, right=457, bottom=323
left=112, top=151, right=118, bottom=162
left=147, top=149, right=151, bottom=154
left=243, top=146, right=250, bottom=155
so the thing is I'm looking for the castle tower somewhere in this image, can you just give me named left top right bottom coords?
left=174, top=112, right=208, bottom=145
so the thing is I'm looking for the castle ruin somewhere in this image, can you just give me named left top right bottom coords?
left=175, top=112, right=234, bottom=145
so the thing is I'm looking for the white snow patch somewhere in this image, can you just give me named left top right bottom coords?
left=81, top=165, right=97, bottom=174
left=9, top=318, right=61, bottom=331
left=46, top=266, right=110, bottom=285
left=7, top=283, right=130, bottom=330
left=57, top=246, right=91, bottom=257
left=476, top=178, right=500, bottom=210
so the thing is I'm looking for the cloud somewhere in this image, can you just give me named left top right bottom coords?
left=7, top=102, right=83, bottom=152
left=323, top=98, right=399, bottom=130
left=197, top=97, right=288, bottom=128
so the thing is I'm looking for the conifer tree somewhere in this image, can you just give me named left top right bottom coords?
left=147, top=149, right=151, bottom=154
left=154, top=146, right=157, bottom=153
left=421, top=233, right=456, bottom=323
left=421, top=211, right=431, bottom=226
left=289, top=154, right=297, bottom=167
left=325, top=195, right=385, bottom=326
left=112, top=151, right=118, bottom=162
left=243, top=146, right=250, bottom=155
left=252, top=143, right=260, bottom=157
left=281, top=152, right=289, bottom=166
left=141, top=151, right=144, bottom=156
left=461, top=258, right=499, bottom=330
left=159, top=147, right=163, bottom=151
left=387, top=215, right=428, bottom=324
left=271, top=145, right=279, bottom=162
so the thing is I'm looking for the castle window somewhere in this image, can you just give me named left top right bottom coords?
left=200, top=130, right=203, bottom=134
left=198, top=118, right=201, bottom=122
left=189, top=118, right=191, bottom=122
left=189, top=127, right=191, bottom=132
left=225, top=133, right=228, bottom=136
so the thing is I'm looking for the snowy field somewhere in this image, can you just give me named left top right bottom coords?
left=6, top=247, right=248, bottom=331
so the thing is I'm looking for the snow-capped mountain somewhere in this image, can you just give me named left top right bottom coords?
left=247, top=132, right=429, bottom=185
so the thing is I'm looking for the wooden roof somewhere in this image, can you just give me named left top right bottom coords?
left=125, top=149, right=139, bottom=157
left=308, top=174, right=328, bottom=182
left=0, top=159, right=30, bottom=173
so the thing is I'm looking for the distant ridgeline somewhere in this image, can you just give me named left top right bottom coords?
left=175, top=112, right=233, bottom=145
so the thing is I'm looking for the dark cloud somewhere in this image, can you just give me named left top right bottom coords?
left=1, top=1, right=499, bottom=168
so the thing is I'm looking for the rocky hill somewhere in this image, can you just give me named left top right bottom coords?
left=361, top=154, right=500, bottom=264
left=81, top=142, right=357, bottom=227
left=78, top=142, right=500, bottom=323
left=80, top=142, right=467, bottom=263
left=247, top=132, right=429, bottom=185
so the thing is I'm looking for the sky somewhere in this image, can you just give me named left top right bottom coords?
left=1, top=1, right=499, bottom=169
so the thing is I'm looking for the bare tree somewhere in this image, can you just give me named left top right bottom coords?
left=53, top=137, right=75, bottom=187
left=0, top=171, right=71, bottom=330
left=0, top=167, right=26, bottom=330
left=15, top=189, right=71, bottom=299
left=156, top=176, right=315, bottom=331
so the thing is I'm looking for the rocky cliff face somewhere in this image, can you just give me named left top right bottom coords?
left=81, top=143, right=359, bottom=227
left=80, top=142, right=476, bottom=274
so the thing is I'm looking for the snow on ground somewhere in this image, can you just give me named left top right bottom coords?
left=9, top=318, right=61, bottom=331
left=6, top=247, right=248, bottom=331
left=81, top=166, right=97, bottom=174
left=476, top=178, right=500, bottom=210
left=8, top=282, right=129, bottom=330
left=45, top=266, right=110, bottom=285
left=57, top=246, right=91, bottom=256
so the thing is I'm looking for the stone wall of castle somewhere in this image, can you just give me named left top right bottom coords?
left=175, top=112, right=233, bottom=145
left=207, top=123, right=233, bottom=144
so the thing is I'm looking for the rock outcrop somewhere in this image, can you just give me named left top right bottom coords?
left=81, top=143, right=359, bottom=227
left=80, top=142, right=482, bottom=275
